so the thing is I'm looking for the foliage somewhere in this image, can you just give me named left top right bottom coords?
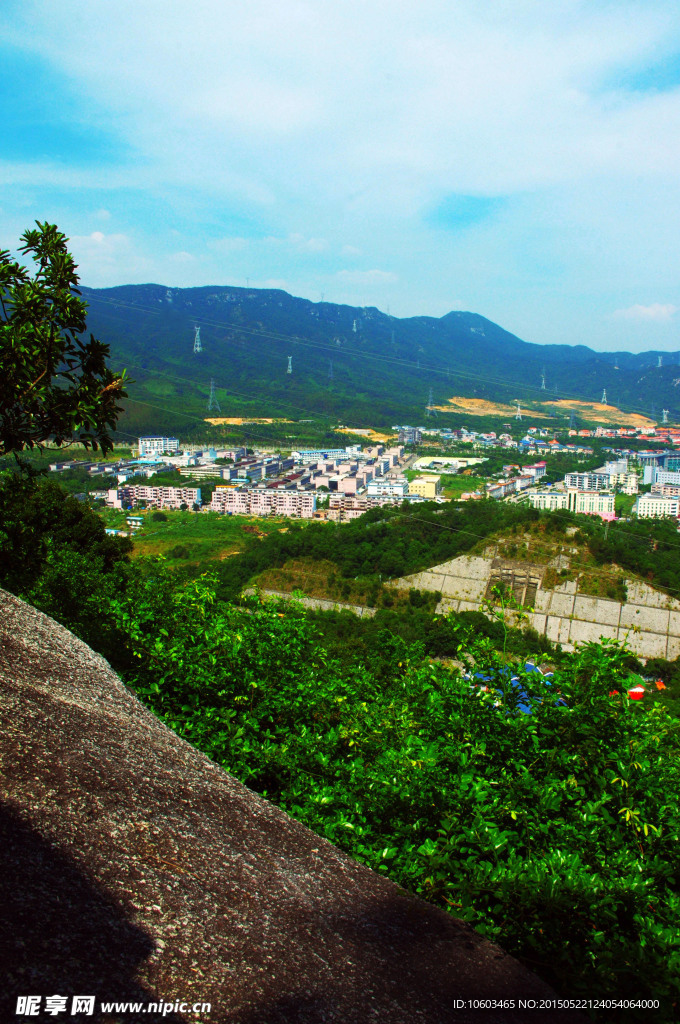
left=81, top=280, right=680, bottom=437
left=6, top=470, right=680, bottom=1018
left=0, top=223, right=128, bottom=455
left=98, top=573, right=680, bottom=1019
left=0, top=470, right=131, bottom=596
left=217, top=500, right=540, bottom=599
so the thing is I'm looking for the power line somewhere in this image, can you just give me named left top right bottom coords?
left=99, top=382, right=680, bottom=567
left=85, top=293, right=666, bottom=422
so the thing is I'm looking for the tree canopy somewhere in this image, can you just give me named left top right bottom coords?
left=0, top=222, right=128, bottom=455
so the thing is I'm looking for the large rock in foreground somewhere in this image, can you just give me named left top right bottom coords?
left=0, top=590, right=579, bottom=1022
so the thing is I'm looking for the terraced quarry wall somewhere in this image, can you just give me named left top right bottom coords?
left=392, top=555, right=680, bottom=661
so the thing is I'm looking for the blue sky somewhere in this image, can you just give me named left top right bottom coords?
left=3, top=0, right=680, bottom=352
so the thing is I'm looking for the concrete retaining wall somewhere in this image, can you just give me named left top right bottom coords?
left=246, top=588, right=377, bottom=618
left=391, top=556, right=680, bottom=661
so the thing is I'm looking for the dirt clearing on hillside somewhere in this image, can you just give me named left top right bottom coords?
left=436, top=395, right=653, bottom=428
left=335, top=427, right=394, bottom=442
left=543, top=400, right=655, bottom=428
left=436, top=397, right=550, bottom=418
left=204, top=416, right=293, bottom=425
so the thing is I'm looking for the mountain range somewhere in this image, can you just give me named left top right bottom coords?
left=81, top=283, right=680, bottom=436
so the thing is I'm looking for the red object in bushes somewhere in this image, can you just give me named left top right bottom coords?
left=627, top=686, right=645, bottom=701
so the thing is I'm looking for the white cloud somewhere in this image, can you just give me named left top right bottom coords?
left=210, top=236, right=250, bottom=253
left=69, top=231, right=152, bottom=286
left=613, top=303, right=678, bottom=321
left=168, top=250, right=197, bottom=264
left=335, top=269, right=397, bottom=285
left=262, top=233, right=329, bottom=253
left=7, top=1, right=680, bottom=346
left=288, top=233, right=328, bottom=253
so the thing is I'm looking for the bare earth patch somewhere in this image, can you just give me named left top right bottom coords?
left=436, top=397, right=550, bottom=419
left=543, top=400, right=655, bottom=428
left=204, top=416, right=293, bottom=425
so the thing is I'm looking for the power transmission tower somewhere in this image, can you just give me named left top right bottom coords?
left=658, top=355, right=663, bottom=368
left=425, top=387, right=436, bottom=418
left=328, top=360, right=334, bottom=381
left=287, top=356, right=292, bottom=375
left=569, top=410, right=576, bottom=430
left=662, top=408, right=669, bottom=424
left=352, top=319, right=358, bottom=333
left=540, top=366, right=546, bottom=390
left=207, top=379, right=221, bottom=414
left=601, top=389, right=608, bottom=405
left=515, top=401, right=522, bottom=421
left=193, top=326, right=202, bottom=353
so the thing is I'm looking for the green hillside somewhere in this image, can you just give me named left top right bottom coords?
left=80, top=284, right=680, bottom=438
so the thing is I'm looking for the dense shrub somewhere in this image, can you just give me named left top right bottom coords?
left=107, top=575, right=680, bottom=1020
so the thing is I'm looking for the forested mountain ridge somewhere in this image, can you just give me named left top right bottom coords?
left=81, top=283, right=680, bottom=434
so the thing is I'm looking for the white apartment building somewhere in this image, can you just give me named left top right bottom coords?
left=291, top=448, right=350, bottom=464
left=649, top=469, right=680, bottom=488
left=366, top=478, right=409, bottom=497
left=633, top=494, right=680, bottom=519
left=564, top=471, right=611, bottom=491
left=567, top=489, right=615, bottom=519
left=108, top=485, right=201, bottom=509
left=210, top=487, right=316, bottom=518
left=138, top=436, right=180, bottom=457
left=651, top=482, right=680, bottom=497
left=527, top=491, right=569, bottom=511
left=178, top=464, right=228, bottom=479
left=620, top=472, right=639, bottom=495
